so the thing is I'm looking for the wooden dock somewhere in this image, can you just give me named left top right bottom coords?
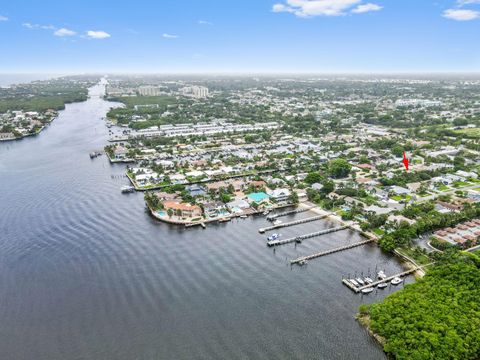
left=267, top=225, right=348, bottom=247
left=290, top=239, right=374, bottom=264
left=266, top=206, right=314, bottom=221
left=260, top=214, right=331, bottom=233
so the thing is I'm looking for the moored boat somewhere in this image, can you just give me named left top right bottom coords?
left=391, top=276, right=403, bottom=285
left=121, top=185, right=135, bottom=193
left=355, top=278, right=365, bottom=286
left=267, top=233, right=280, bottom=241
left=377, top=270, right=387, bottom=280
left=361, top=287, right=374, bottom=294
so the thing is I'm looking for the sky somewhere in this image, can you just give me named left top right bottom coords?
left=0, top=0, right=479, bottom=73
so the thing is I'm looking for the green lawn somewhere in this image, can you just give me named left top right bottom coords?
left=397, top=247, right=432, bottom=266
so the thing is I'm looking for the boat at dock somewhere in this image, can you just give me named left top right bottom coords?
left=267, top=233, right=280, bottom=241
left=361, top=287, right=374, bottom=294
left=298, top=259, right=307, bottom=266
left=349, top=279, right=359, bottom=287
left=391, top=277, right=403, bottom=285
left=364, top=277, right=374, bottom=284
left=121, top=185, right=135, bottom=193
left=377, top=283, right=388, bottom=289
left=262, top=210, right=270, bottom=216
left=240, top=215, right=248, bottom=219
left=377, top=270, right=387, bottom=280
left=355, top=278, right=365, bottom=286
left=273, top=219, right=282, bottom=226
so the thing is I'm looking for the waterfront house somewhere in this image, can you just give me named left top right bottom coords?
left=226, top=199, right=251, bottom=212
left=202, top=201, right=227, bottom=217
left=113, top=145, right=128, bottom=159
left=163, top=201, right=202, bottom=218
left=267, top=188, right=291, bottom=202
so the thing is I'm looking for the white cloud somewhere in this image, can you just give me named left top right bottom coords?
left=351, top=3, right=382, bottom=13
left=443, top=8, right=479, bottom=21
left=86, top=30, right=111, bottom=39
left=198, top=20, right=213, bottom=25
left=457, top=0, right=480, bottom=5
left=22, top=22, right=56, bottom=30
left=0, top=15, right=8, bottom=21
left=54, top=28, right=76, bottom=37
left=272, top=0, right=378, bottom=17
left=163, top=33, right=179, bottom=38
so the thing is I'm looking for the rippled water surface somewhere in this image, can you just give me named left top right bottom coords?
left=0, top=84, right=409, bottom=359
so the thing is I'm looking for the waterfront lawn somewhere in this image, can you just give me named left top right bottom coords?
left=396, top=246, right=431, bottom=266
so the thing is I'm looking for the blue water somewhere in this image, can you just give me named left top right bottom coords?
left=0, top=82, right=411, bottom=359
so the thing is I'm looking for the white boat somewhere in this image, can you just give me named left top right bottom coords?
left=377, top=283, right=388, bottom=289
left=298, top=259, right=307, bottom=266
left=273, top=220, right=282, bottom=226
left=263, top=210, right=270, bottom=216
left=240, top=215, right=248, bottom=219
left=355, top=278, right=365, bottom=286
left=377, top=271, right=387, bottom=280
left=364, top=277, right=374, bottom=284
left=391, top=277, right=403, bottom=285
left=350, top=279, right=359, bottom=287
left=121, top=185, right=135, bottom=193
left=267, top=233, right=280, bottom=241
left=361, top=287, right=374, bottom=294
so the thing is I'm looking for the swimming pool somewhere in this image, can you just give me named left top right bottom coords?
left=248, top=192, right=270, bottom=202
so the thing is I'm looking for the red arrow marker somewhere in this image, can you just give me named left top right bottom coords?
left=402, top=151, right=409, bottom=171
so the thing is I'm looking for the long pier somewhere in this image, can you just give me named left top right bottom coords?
left=290, top=239, right=374, bottom=264
left=267, top=225, right=348, bottom=247
left=266, top=206, right=314, bottom=221
left=259, top=214, right=330, bottom=233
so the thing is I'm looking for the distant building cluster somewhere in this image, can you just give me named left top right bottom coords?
left=180, top=85, right=209, bottom=99
left=395, top=99, right=443, bottom=108
left=128, top=121, right=279, bottom=139
left=138, top=86, right=166, bottom=97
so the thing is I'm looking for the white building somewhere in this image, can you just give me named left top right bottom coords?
left=138, top=86, right=163, bottom=96
left=181, top=86, right=209, bottom=99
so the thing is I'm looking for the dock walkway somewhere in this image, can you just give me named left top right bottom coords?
left=267, top=225, right=348, bottom=247
left=260, top=214, right=331, bottom=233
left=290, top=239, right=374, bottom=264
